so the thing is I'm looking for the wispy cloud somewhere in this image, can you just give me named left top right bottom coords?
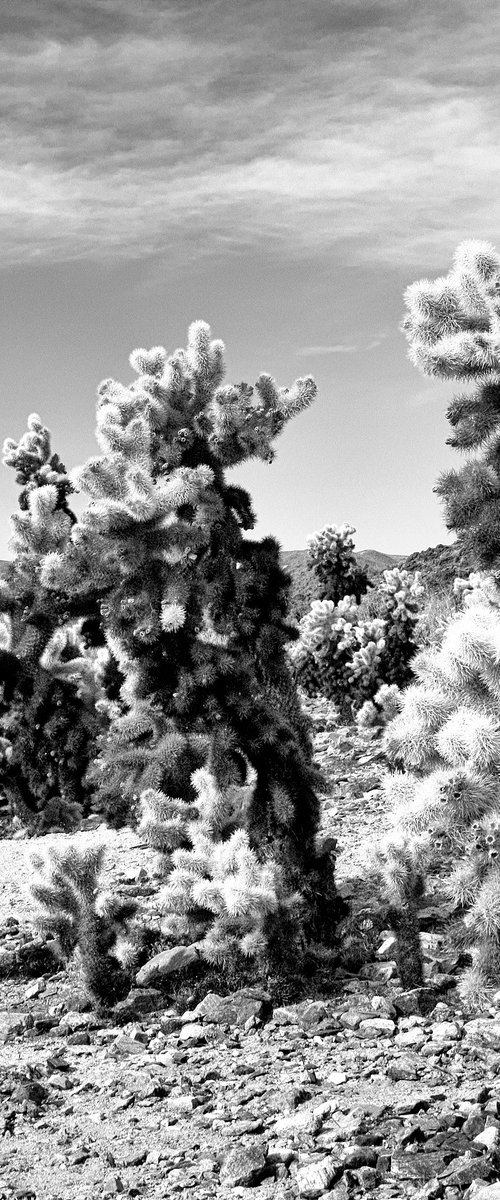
left=365, top=333, right=390, bottom=351
left=297, top=343, right=358, bottom=356
left=298, top=332, right=390, bottom=355
left=2, top=0, right=500, bottom=270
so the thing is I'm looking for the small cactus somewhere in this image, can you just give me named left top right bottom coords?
left=30, top=843, right=140, bottom=1008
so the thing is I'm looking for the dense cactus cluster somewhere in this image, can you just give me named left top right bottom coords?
left=294, top=524, right=422, bottom=720
left=8, top=321, right=344, bottom=978
left=378, top=239, right=500, bottom=1001
left=376, top=573, right=500, bottom=998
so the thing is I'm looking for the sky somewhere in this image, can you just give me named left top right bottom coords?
left=1, top=0, right=500, bottom=557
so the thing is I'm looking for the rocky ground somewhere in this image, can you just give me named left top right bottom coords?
left=1, top=702, right=500, bottom=1200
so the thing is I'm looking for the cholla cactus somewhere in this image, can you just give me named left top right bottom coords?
left=0, top=417, right=102, bottom=829
left=30, top=844, right=139, bottom=1007
left=379, top=572, right=500, bottom=998
left=140, top=764, right=303, bottom=968
left=32, top=321, right=343, bottom=970
left=295, top=526, right=422, bottom=718
left=355, top=682, right=403, bottom=729
left=403, top=240, right=500, bottom=567
left=378, top=568, right=424, bottom=686
left=306, top=524, right=370, bottom=605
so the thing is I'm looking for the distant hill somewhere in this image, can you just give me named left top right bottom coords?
left=0, top=561, right=9, bottom=578
left=281, top=542, right=482, bottom=620
left=357, top=549, right=403, bottom=575
left=281, top=547, right=404, bottom=620
left=402, top=542, right=477, bottom=592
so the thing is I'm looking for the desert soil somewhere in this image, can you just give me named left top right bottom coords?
left=1, top=704, right=500, bottom=1200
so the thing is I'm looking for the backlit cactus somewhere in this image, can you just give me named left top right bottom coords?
left=378, top=573, right=500, bottom=1000
left=27, top=321, right=343, bottom=973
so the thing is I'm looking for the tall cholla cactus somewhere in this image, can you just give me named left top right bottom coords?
left=374, top=239, right=500, bottom=1000
left=403, top=239, right=500, bottom=568
left=36, top=321, right=343, bottom=970
left=355, top=568, right=424, bottom=727
left=377, top=572, right=500, bottom=999
left=294, top=523, right=422, bottom=720
left=307, top=524, right=371, bottom=605
left=30, top=844, right=139, bottom=1007
left=0, top=416, right=101, bottom=828
left=1, top=412, right=75, bottom=667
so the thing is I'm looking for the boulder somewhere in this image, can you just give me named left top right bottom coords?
left=135, top=944, right=199, bottom=985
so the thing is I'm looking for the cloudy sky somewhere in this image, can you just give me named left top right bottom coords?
left=1, top=0, right=499, bottom=556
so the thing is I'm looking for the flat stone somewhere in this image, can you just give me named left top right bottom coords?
left=219, top=1142, right=267, bottom=1188
left=135, top=944, right=199, bottom=986
left=412, top=1183, right=444, bottom=1200
left=66, top=1031, right=91, bottom=1046
left=394, top=1096, right=430, bottom=1116
left=48, top=1072, right=73, bottom=1090
left=0, top=1012, right=27, bottom=1043
left=323, top=1109, right=366, bottom=1141
left=358, top=1018, right=395, bottom=1038
left=464, top=1019, right=500, bottom=1051
left=339, top=1010, right=366, bottom=1029
left=387, top=1057, right=420, bottom=1081
left=444, top=1155, right=492, bottom=1188
left=295, top=1156, right=341, bottom=1198
left=356, top=1165, right=379, bottom=1190
left=166, top=1094, right=199, bottom=1114
left=391, top=1151, right=449, bottom=1181
left=342, top=1145, right=378, bottom=1169
left=395, top=1027, right=427, bottom=1048
left=192, top=988, right=270, bottom=1027
left=58, top=1011, right=95, bottom=1033
left=111, top=1034, right=148, bottom=1055
left=462, top=1113, right=486, bottom=1138
left=297, top=1001, right=329, bottom=1029
left=274, top=1102, right=331, bottom=1137
left=432, top=1021, right=460, bottom=1041
left=178, top=1022, right=206, bottom=1046
left=474, top=1127, right=500, bottom=1152
left=272, top=1006, right=300, bottom=1025
left=113, top=988, right=163, bottom=1022
left=101, top=1175, right=125, bottom=1195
